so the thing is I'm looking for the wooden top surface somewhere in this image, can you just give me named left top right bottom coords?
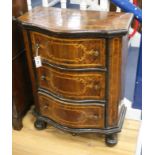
left=18, top=7, right=133, bottom=36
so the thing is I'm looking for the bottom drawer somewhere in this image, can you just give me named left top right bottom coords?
left=38, top=92, right=105, bottom=129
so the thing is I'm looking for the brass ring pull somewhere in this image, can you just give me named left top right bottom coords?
left=94, top=84, right=100, bottom=90
left=92, top=50, right=99, bottom=57
left=93, top=114, right=99, bottom=120
left=35, top=43, right=40, bottom=56
left=35, top=43, right=40, bottom=49
left=41, top=75, right=46, bottom=81
left=87, top=114, right=99, bottom=120
left=43, top=104, right=48, bottom=110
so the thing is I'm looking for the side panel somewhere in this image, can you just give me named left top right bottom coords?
left=22, top=30, right=39, bottom=110
left=106, top=37, right=122, bottom=127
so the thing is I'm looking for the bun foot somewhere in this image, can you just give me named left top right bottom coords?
left=34, top=119, right=47, bottom=130
left=105, top=134, right=118, bottom=146
left=71, top=133, right=78, bottom=136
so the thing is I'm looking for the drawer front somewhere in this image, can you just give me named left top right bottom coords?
left=31, top=32, right=106, bottom=68
left=37, top=66, right=105, bottom=100
left=38, top=92, right=105, bottom=128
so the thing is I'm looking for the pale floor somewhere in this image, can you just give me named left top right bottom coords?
left=13, top=109, right=141, bottom=155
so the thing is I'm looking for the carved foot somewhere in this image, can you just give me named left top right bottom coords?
left=105, top=134, right=118, bottom=146
left=71, top=133, right=78, bottom=136
left=34, top=119, right=47, bottom=130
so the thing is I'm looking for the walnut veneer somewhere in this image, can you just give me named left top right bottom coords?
left=18, top=7, right=133, bottom=146
left=12, top=0, right=33, bottom=130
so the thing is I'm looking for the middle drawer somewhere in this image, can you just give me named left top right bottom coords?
left=36, top=65, right=105, bottom=100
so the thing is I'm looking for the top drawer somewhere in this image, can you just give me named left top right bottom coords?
left=30, top=32, right=106, bottom=68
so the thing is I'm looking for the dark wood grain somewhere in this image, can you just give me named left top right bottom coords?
left=38, top=92, right=105, bottom=128
left=121, top=35, right=129, bottom=99
left=12, top=0, right=33, bottom=130
left=37, top=65, right=105, bottom=100
left=106, top=37, right=122, bottom=127
left=30, top=31, right=106, bottom=68
left=22, top=30, right=39, bottom=110
left=12, top=0, right=28, bottom=17
left=20, top=7, right=132, bottom=144
left=18, top=6, right=133, bottom=36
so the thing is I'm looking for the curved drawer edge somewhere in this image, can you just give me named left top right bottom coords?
left=42, top=60, right=107, bottom=72
left=33, top=104, right=127, bottom=134
left=37, top=92, right=105, bottom=128
left=38, top=89, right=106, bottom=105
left=19, top=23, right=129, bottom=38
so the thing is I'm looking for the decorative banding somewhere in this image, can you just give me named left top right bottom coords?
left=38, top=89, right=106, bottom=105
left=42, top=60, right=107, bottom=72
left=33, top=104, right=127, bottom=135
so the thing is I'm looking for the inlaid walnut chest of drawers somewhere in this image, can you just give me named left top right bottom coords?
left=18, top=6, right=133, bottom=146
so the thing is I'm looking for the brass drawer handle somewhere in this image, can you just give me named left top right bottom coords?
left=35, top=43, right=40, bottom=56
left=93, top=114, right=99, bottom=120
left=35, top=43, right=40, bottom=49
left=43, top=105, right=48, bottom=110
left=43, top=103, right=49, bottom=110
left=41, top=75, right=46, bottom=81
left=87, top=114, right=99, bottom=120
left=94, top=84, right=100, bottom=90
left=92, top=50, right=99, bottom=57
